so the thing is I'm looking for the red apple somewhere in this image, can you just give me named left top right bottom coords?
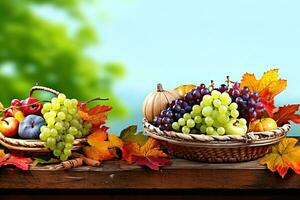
left=0, top=117, right=19, bottom=137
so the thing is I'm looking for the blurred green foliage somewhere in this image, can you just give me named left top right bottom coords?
left=0, top=0, right=127, bottom=118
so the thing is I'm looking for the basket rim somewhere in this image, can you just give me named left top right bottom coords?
left=144, top=120, right=291, bottom=148
left=0, top=131, right=87, bottom=152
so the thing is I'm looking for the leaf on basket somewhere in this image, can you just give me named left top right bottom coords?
left=78, top=102, right=112, bottom=126
left=123, top=137, right=171, bottom=170
left=273, top=104, right=300, bottom=126
left=0, top=152, right=32, bottom=170
left=260, top=138, right=300, bottom=178
left=240, top=69, right=287, bottom=116
left=32, top=157, right=60, bottom=167
left=120, top=125, right=148, bottom=146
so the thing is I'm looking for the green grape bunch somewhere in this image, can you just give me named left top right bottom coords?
left=39, top=93, right=92, bottom=161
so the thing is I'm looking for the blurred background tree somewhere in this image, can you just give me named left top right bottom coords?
left=0, top=0, right=127, bottom=118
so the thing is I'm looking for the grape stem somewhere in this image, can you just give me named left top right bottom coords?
left=209, top=80, right=215, bottom=90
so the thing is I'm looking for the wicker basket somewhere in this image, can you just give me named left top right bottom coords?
left=144, top=120, right=291, bottom=163
left=0, top=86, right=88, bottom=154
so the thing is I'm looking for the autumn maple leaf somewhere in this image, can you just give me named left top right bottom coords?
left=123, top=138, right=171, bottom=170
left=260, top=138, right=300, bottom=178
left=78, top=102, right=112, bottom=126
left=0, top=152, right=32, bottom=170
left=240, top=69, right=287, bottom=116
left=273, top=104, right=300, bottom=126
left=83, top=127, right=124, bottom=162
left=0, top=149, right=4, bottom=157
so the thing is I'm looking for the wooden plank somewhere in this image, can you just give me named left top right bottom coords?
left=0, top=159, right=299, bottom=190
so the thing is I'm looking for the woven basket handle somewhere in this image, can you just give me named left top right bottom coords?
left=30, top=86, right=60, bottom=97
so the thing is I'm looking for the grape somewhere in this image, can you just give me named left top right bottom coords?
left=40, top=93, right=91, bottom=161
left=192, top=105, right=201, bottom=114
left=182, top=126, right=190, bottom=134
left=194, top=116, right=202, bottom=124
left=229, top=103, right=238, bottom=110
left=206, top=127, right=215, bottom=135
left=219, top=105, right=227, bottom=115
left=187, top=119, right=195, bottom=128
left=231, top=110, right=239, bottom=118
left=205, top=117, right=214, bottom=126
left=183, top=113, right=191, bottom=121
left=200, top=125, right=207, bottom=133
left=219, top=84, right=228, bottom=93
left=228, top=83, right=265, bottom=122
left=217, top=127, right=226, bottom=135
left=172, top=122, right=180, bottom=130
left=202, top=106, right=213, bottom=117
left=178, top=118, right=186, bottom=126
left=211, top=90, right=221, bottom=99
left=213, top=99, right=221, bottom=108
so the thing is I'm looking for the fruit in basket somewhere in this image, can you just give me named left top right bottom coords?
left=0, top=117, right=19, bottom=137
left=168, top=90, right=247, bottom=136
left=175, top=84, right=196, bottom=97
left=3, top=108, right=25, bottom=122
left=248, top=118, right=278, bottom=132
left=39, top=93, right=92, bottom=161
left=152, top=83, right=211, bottom=131
left=225, top=119, right=248, bottom=136
left=18, top=115, right=45, bottom=139
left=228, top=82, right=264, bottom=122
left=143, top=83, right=179, bottom=123
left=19, top=97, right=43, bottom=116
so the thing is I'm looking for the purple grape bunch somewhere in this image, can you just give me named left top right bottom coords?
left=153, top=84, right=211, bottom=131
left=228, top=82, right=264, bottom=122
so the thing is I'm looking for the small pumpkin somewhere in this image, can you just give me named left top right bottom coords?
left=142, top=83, right=179, bottom=122
left=249, top=118, right=278, bottom=132
left=175, top=84, right=196, bottom=97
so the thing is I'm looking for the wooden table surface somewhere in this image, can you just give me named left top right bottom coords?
left=1, top=158, right=299, bottom=190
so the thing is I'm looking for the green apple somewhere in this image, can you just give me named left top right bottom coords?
left=225, top=119, right=247, bottom=136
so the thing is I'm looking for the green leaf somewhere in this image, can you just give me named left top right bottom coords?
left=120, top=125, right=148, bottom=146
left=32, top=157, right=60, bottom=167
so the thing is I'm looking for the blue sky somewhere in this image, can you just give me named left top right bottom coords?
left=36, top=0, right=300, bottom=135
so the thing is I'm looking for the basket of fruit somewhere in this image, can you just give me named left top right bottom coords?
left=0, top=86, right=110, bottom=161
left=143, top=70, right=294, bottom=163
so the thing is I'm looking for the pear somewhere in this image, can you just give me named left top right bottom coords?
left=225, top=119, right=247, bottom=136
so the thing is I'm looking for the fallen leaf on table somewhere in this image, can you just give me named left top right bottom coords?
left=78, top=102, right=112, bottom=126
left=260, top=138, right=300, bottom=178
left=240, top=69, right=287, bottom=116
left=123, top=138, right=171, bottom=170
left=83, top=128, right=124, bottom=161
left=120, top=125, right=148, bottom=146
left=273, top=104, right=300, bottom=126
left=0, top=152, right=32, bottom=170
left=134, top=156, right=172, bottom=171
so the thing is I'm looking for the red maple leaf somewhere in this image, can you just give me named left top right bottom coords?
left=273, top=104, right=300, bottom=126
left=133, top=156, right=172, bottom=171
left=0, top=152, right=32, bottom=170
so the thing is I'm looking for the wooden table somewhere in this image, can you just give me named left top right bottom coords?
left=1, top=158, right=300, bottom=199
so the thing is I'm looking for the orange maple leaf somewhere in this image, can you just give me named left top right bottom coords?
left=78, top=102, right=112, bottom=126
left=260, top=138, right=300, bottom=178
left=86, top=126, right=108, bottom=146
left=83, top=131, right=124, bottom=162
left=123, top=138, right=167, bottom=163
left=240, top=69, right=287, bottom=116
left=273, top=104, right=300, bottom=126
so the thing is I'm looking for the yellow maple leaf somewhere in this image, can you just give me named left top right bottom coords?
left=260, top=138, right=300, bottom=178
left=240, top=69, right=287, bottom=116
